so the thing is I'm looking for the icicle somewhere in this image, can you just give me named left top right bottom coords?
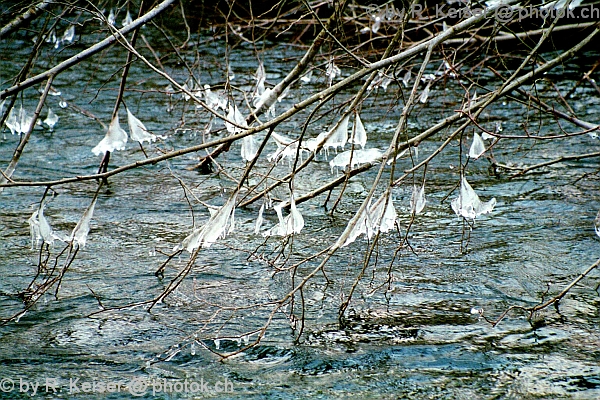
left=44, top=108, right=59, bottom=130
left=410, top=185, right=426, bottom=215
left=5, top=107, right=17, bottom=135
left=368, top=192, right=397, bottom=237
left=341, top=191, right=396, bottom=247
left=350, top=114, right=367, bottom=148
left=18, top=105, right=32, bottom=134
left=255, top=61, right=266, bottom=96
left=38, top=203, right=55, bottom=246
left=595, top=210, right=600, bottom=238
left=92, top=114, right=128, bottom=155
left=71, top=196, right=97, bottom=248
left=468, top=132, right=486, bottom=159
left=126, top=108, right=156, bottom=144
left=451, top=176, right=496, bottom=219
left=204, top=85, right=226, bottom=110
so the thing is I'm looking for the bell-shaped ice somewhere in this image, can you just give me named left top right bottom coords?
left=225, top=104, right=247, bottom=134
left=44, top=108, right=59, bottom=130
left=468, top=132, right=486, bottom=159
left=349, top=114, right=367, bottom=148
left=342, top=191, right=396, bottom=247
left=70, top=196, right=97, bottom=248
left=175, top=192, right=237, bottom=253
left=126, top=108, right=156, bottom=144
left=92, top=114, right=128, bottom=155
left=451, top=176, right=496, bottom=219
left=263, top=195, right=304, bottom=237
left=410, top=185, right=426, bottom=215
left=241, top=135, right=258, bottom=162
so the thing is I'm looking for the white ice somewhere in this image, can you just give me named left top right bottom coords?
left=468, top=132, right=486, bottom=159
left=126, top=108, right=156, bottom=144
left=451, top=176, right=496, bottom=219
left=92, top=113, right=128, bottom=155
left=410, top=185, right=426, bottom=215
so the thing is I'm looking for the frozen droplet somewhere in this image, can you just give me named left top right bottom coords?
left=59, top=100, right=68, bottom=108
left=468, top=132, right=486, bottom=159
left=190, top=342, right=196, bottom=356
left=470, top=307, right=483, bottom=315
left=300, top=70, right=312, bottom=83
left=481, top=132, right=494, bottom=141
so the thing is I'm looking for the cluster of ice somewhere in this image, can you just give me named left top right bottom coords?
left=92, top=108, right=156, bottom=156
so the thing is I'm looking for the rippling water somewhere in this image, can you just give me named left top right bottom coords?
left=1, top=19, right=599, bottom=398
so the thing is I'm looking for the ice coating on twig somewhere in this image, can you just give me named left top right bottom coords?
left=175, top=192, right=237, bottom=253
left=451, top=176, right=496, bottom=219
left=468, top=132, right=486, bottom=159
left=410, top=185, right=426, bottom=215
left=92, top=114, right=128, bottom=155
left=126, top=108, right=156, bottom=144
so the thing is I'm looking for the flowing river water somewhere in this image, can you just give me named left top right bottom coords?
left=1, top=19, right=599, bottom=399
